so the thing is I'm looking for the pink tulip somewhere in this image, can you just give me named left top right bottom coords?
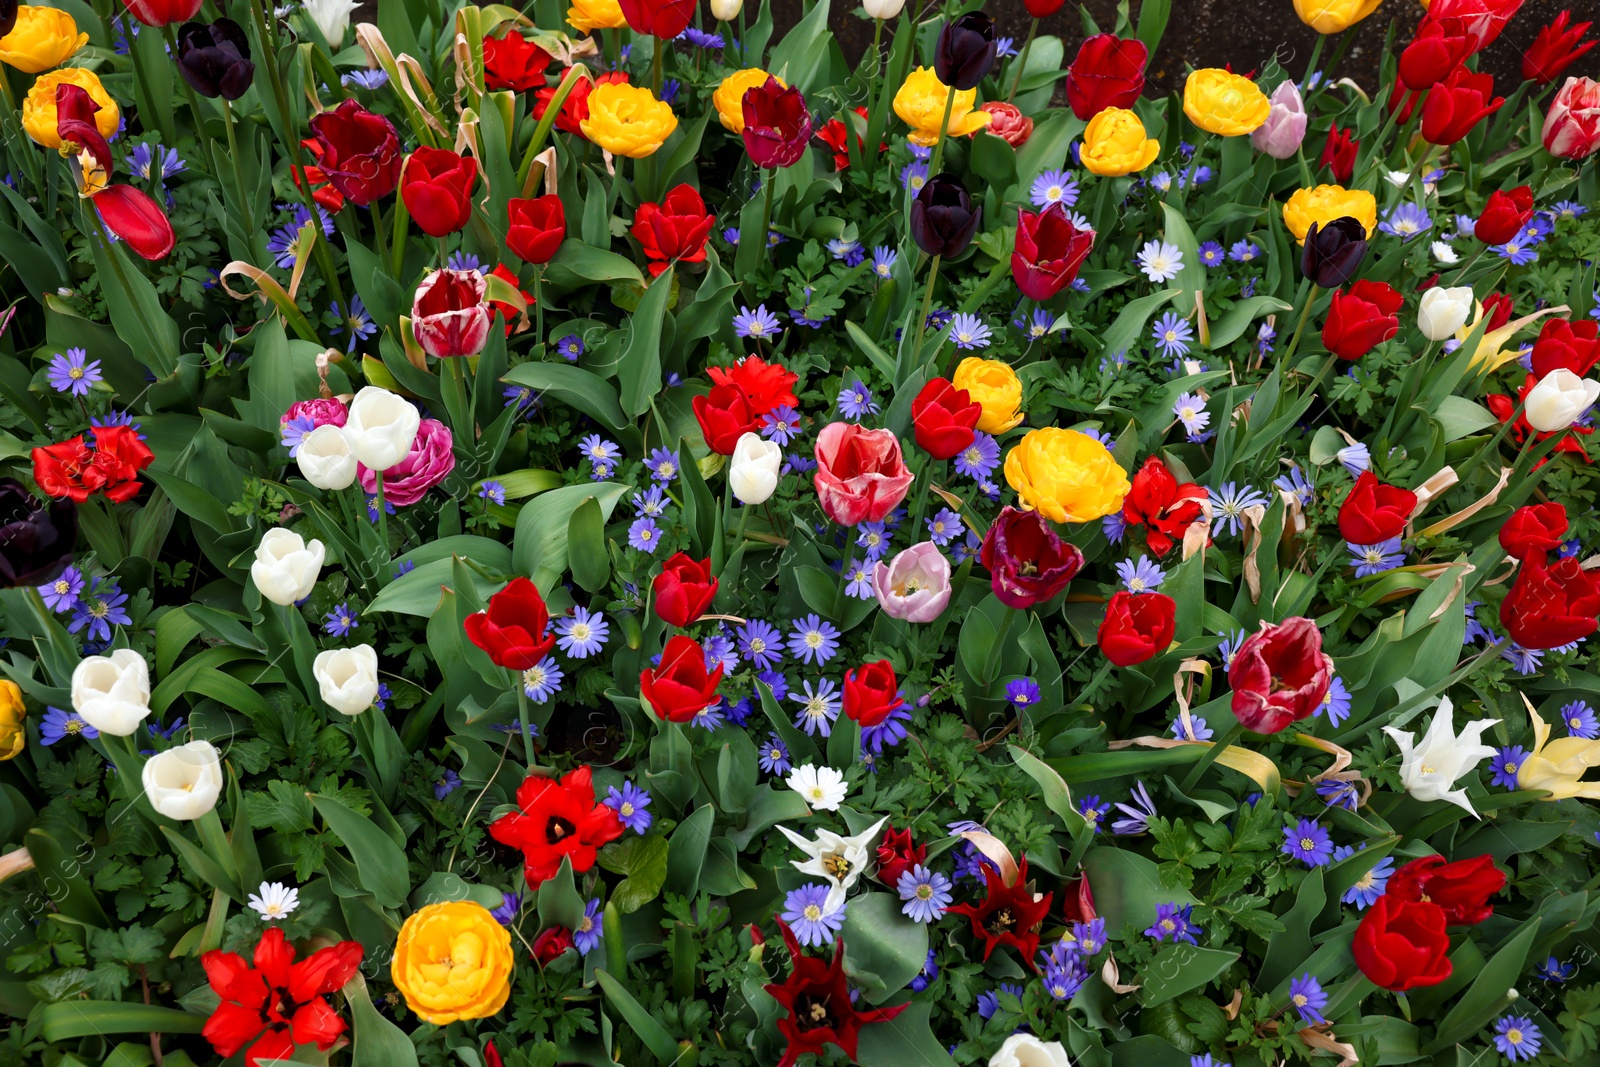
left=873, top=542, right=952, bottom=623
left=813, top=422, right=914, bottom=527
left=1250, top=81, right=1307, bottom=159
left=1542, top=76, right=1600, bottom=161
left=356, top=418, right=456, bottom=505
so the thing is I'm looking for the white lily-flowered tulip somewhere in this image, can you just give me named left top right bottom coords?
left=142, top=741, right=223, bottom=821
left=305, top=0, right=360, bottom=45
left=71, top=649, right=151, bottom=736
left=250, top=528, right=325, bottom=606
left=1383, top=697, right=1499, bottom=817
left=776, top=815, right=889, bottom=910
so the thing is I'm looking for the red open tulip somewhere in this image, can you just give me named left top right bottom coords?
left=1499, top=551, right=1600, bottom=650
left=1097, top=591, right=1176, bottom=667
left=489, top=766, right=625, bottom=886
left=1425, top=0, right=1523, bottom=51
left=910, top=378, right=980, bottom=460
left=707, top=355, right=798, bottom=416
left=483, top=32, right=553, bottom=92
left=741, top=77, right=814, bottom=169
left=32, top=426, right=154, bottom=504
left=201, top=928, right=363, bottom=1067
left=1338, top=471, right=1416, bottom=545
left=632, top=183, right=715, bottom=277
left=948, top=857, right=1053, bottom=966
left=1474, top=185, right=1533, bottom=245
left=507, top=195, right=566, bottom=265
left=1012, top=203, right=1095, bottom=301
left=1122, top=456, right=1209, bottom=558
left=1499, top=503, right=1568, bottom=560
left=1323, top=279, right=1403, bottom=360
left=1530, top=318, right=1600, bottom=378
left=1227, top=617, right=1334, bottom=733
left=1385, top=854, right=1505, bottom=925
left=400, top=146, right=478, bottom=237
left=652, top=552, right=717, bottom=628
left=764, top=921, right=909, bottom=1067
left=309, top=99, right=402, bottom=206
left=616, top=0, right=695, bottom=39
left=1523, top=10, right=1595, bottom=85
left=465, top=576, right=557, bottom=669
left=979, top=506, right=1084, bottom=608
left=640, top=634, right=724, bottom=721
left=813, top=422, right=914, bottom=527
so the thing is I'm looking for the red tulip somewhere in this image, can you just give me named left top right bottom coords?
left=814, top=107, right=882, bottom=170
left=1318, top=125, right=1358, bottom=183
left=813, top=423, right=914, bottom=527
left=616, top=0, right=695, bottom=39
left=1353, top=895, right=1453, bottom=991
left=692, top=384, right=761, bottom=455
left=200, top=928, right=362, bottom=1066
left=842, top=660, right=905, bottom=727
left=1023, top=0, right=1066, bottom=16
left=56, top=84, right=175, bottom=260
left=764, top=922, right=908, bottom=1067
left=1121, top=455, right=1208, bottom=558
left=1421, top=66, right=1504, bottom=146
left=1338, top=471, right=1416, bottom=545
left=979, top=506, right=1084, bottom=609
left=1387, top=74, right=1420, bottom=123
left=948, top=857, right=1053, bottom=966
left=652, top=552, right=717, bottom=627
left=910, top=378, right=980, bottom=460
left=535, top=70, right=629, bottom=137
left=31, top=426, right=154, bottom=505
left=632, top=183, right=715, bottom=278
left=490, top=766, right=625, bottom=886
left=741, top=77, right=813, bottom=169
left=706, top=355, right=798, bottom=417
left=400, top=146, right=477, bottom=237
left=875, top=826, right=925, bottom=887
left=483, top=32, right=553, bottom=92
left=308, top=99, right=402, bottom=206
left=465, top=577, right=558, bottom=669
left=1399, top=16, right=1476, bottom=91
left=1530, top=318, right=1600, bottom=378
left=1386, top=854, right=1506, bottom=925
left=506, top=195, right=566, bottom=265
left=1097, top=591, right=1176, bottom=667
left=1524, top=10, right=1595, bottom=85
left=1064, top=34, right=1147, bottom=121
left=1542, top=76, right=1600, bottom=160
left=531, top=927, right=575, bottom=963
left=640, top=634, right=724, bottom=722
left=1473, top=185, right=1533, bottom=245
left=1425, top=0, right=1524, bottom=51
left=1322, top=279, right=1403, bottom=360
left=1499, top=551, right=1600, bottom=650
left=1012, top=203, right=1095, bottom=301
left=120, top=0, right=202, bottom=25
left=1227, top=617, right=1334, bottom=733
left=1482, top=291, right=1515, bottom=332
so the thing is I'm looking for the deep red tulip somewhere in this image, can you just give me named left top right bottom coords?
left=640, top=634, right=724, bottom=722
left=1318, top=125, right=1359, bottom=183
left=1474, top=185, right=1533, bottom=245
left=948, top=857, right=1053, bottom=966
left=910, top=377, right=980, bottom=460
left=875, top=826, right=925, bottom=887
left=506, top=195, right=566, bottom=264
left=1012, top=203, right=1095, bottom=301
left=1227, top=617, right=1334, bottom=733
left=1482, top=291, right=1515, bottom=331
left=652, top=552, right=718, bottom=628
left=764, top=921, right=909, bottom=1067
left=308, top=99, right=402, bottom=206
left=616, top=0, right=696, bottom=39
left=400, top=146, right=477, bottom=237
left=1399, top=16, right=1476, bottom=91
left=1499, top=551, right=1600, bottom=650
left=483, top=32, right=553, bottom=92
left=464, top=576, right=557, bottom=669
left=1097, top=591, right=1176, bottom=667
left=1065, top=33, right=1148, bottom=121
left=1524, top=11, right=1596, bottom=85
left=632, top=183, right=715, bottom=277
left=531, top=927, right=575, bottom=963
left=1323, top=279, right=1403, bottom=360
left=1338, top=471, right=1416, bottom=544
left=741, top=77, right=813, bottom=169
left=1421, top=66, right=1504, bottom=146
left=979, top=506, right=1084, bottom=608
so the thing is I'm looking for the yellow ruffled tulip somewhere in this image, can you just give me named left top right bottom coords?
left=1184, top=69, right=1271, bottom=136
left=22, top=68, right=119, bottom=150
left=391, top=901, right=515, bottom=1024
left=1294, top=0, right=1383, bottom=33
left=0, top=681, right=24, bottom=761
left=0, top=6, right=87, bottom=74
left=1518, top=702, right=1600, bottom=800
left=893, top=66, right=990, bottom=147
left=567, top=0, right=627, bottom=32
left=1004, top=427, right=1131, bottom=524
left=580, top=83, right=678, bottom=158
left=1080, top=107, right=1160, bottom=177
left=1282, top=184, right=1379, bottom=245
left=952, top=357, right=1024, bottom=435
left=714, top=68, right=784, bottom=134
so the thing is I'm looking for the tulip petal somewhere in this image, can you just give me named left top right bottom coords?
left=91, top=184, right=176, bottom=260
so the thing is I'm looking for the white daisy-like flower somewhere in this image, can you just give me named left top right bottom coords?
left=248, top=881, right=300, bottom=921
left=786, top=762, right=848, bottom=812
left=1136, top=240, right=1184, bottom=284
left=1431, top=241, right=1460, bottom=265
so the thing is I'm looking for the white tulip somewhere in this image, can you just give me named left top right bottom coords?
left=776, top=816, right=888, bottom=910
left=305, top=0, right=360, bottom=46
left=314, top=645, right=380, bottom=716
left=710, top=0, right=742, bottom=19
left=142, top=741, right=224, bottom=821
left=1525, top=369, right=1600, bottom=433
left=1418, top=286, right=1474, bottom=341
left=71, top=649, right=151, bottom=737
left=729, top=432, right=781, bottom=505
left=1383, top=697, right=1498, bottom=817
left=344, top=386, right=421, bottom=472
left=863, top=0, right=905, bottom=16
left=990, top=1034, right=1072, bottom=1067
left=296, top=424, right=359, bottom=490
left=251, top=528, right=325, bottom=606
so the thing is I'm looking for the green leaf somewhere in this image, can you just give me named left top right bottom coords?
left=511, top=482, right=630, bottom=591
left=501, top=362, right=629, bottom=432
left=548, top=237, right=645, bottom=287
left=38, top=1002, right=204, bottom=1042
left=1260, top=868, right=1324, bottom=989
left=596, top=969, right=681, bottom=1061
left=1159, top=204, right=1207, bottom=317
left=665, top=804, right=714, bottom=900
left=89, top=236, right=181, bottom=379
left=1207, top=295, right=1293, bottom=350
left=1423, top=918, right=1539, bottom=1052
left=346, top=973, right=420, bottom=1067
left=1138, top=945, right=1240, bottom=1007
left=567, top=496, right=611, bottom=593
left=598, top=835, right=670, bottom=913
left=765, top=0, right=832, bottom=92
left=1098, top=289, right=1181, bottom=359
left=1010, top=746, right=1083, bottom=831
left=840, top=892, right=930, bottom=1001
left=854, top=1001, right=958, bottom=1067
left=1082, top=847, right=1197, bottom=936
left=536, top=856, right=588, bottom=929
left=309, top=792, right=410, bottom=909
left=618, top=271, right=674, bottom=417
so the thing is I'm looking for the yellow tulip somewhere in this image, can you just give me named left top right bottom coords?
left=1518, top=701, right=1600, bottom=800
left=714, top=68, right=784, bottom=134
left=1004, top=427, right=1131, bottom=524
left=1281, top=184, right=1379, bottom=245
left=0, top=681, right=24, bottom=761
left=893, top=66, right=990, bottom=147
left=567, top=0, right=627, bottom=32
left=580, top=83, right=678, bottom=158
left=1080, top=107, right=1160, bottom=177
left=1293, top=0, right=1383, bottom=33
left=22, top=68, right=119, bottom=150
left=1183, top=68, right=1271, bottom=136
left=391, top=901, right=515, bottom=1024
left=952, top=357, right=1024, bottom=435
left=0, top=6, right=87, bottom=74
left=1462, top=303, right=1567, bottom=374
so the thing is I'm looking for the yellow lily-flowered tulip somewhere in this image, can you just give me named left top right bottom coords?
left=1182, top=68, right=1271, bottom=136
left=1293, top=0, right=1383, bottom=34
left=580, top=83, right=678, bottom=158
left=1282, top=184, right=1379, bottom=245
left=0, top=6, right=88, bottom=74
left=893, top=67, right=990, bottom=147
left=1080, top=107, right=1160, bottom=177
left=1518, top=700, right=1600, bottom=800
left=714, top=68, right=784, bottom=134
left=1461, top=303, right=1569, bottom=373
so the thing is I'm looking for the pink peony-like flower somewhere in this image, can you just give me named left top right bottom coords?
left=977, top=101, right=1033, bottom=146
left=357, top=418, right=455, bottom=506
left=813, top=422, right=914, bottom=527
left=873, top=542, right=952, bottom=623
left=1228, top=616, right=1334, bottom=733
left=411, top=269, right=491, bottom=359
left=282, top=398, right=348, bottom=429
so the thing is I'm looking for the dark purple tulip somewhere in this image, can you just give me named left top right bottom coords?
left=0, top=478, right=76, bottom=588
left=935, top=12, right=997, bottom=92
left=741, top=77, right=814, bottom=169
left=1300, top=216, right=1369, bottom=288
left=175, top=18, right=255, bottom=101
left=0, top=0, right=17, bottom=38
left=910, top=173, right=981, bottom=258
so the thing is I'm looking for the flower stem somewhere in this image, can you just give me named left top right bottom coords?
left=1447, top=242, right=1489, bottom=286
left=220, top=99, right=251, bottom=222
left=926, top=81, right=958, bottom=179
left=913, top=253, right=941, bottom=363
left=980, top=606, right=1018, bottom=689
left=1281, top=283, right=1321, bottom=366
left=1007, top=18, right=1039, bottom=103
left=1180, top=722, right=1245, bottom=791
left=515, top=675, right=535, bottom=765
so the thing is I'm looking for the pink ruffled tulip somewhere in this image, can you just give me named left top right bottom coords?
left=411, top=269, right=491, bottom=359
left=813, top=422, right=914, bottom=527
left=1228, top=616, right=1334, bottom=734
left=873, top=542, right=952, bottom=623
left=356, top=418, right=456, bottom=506
left=1542, top=76, right=1600, bottom=161
left=1250, top=81, right=1307, bottom=159
left=282, top=398, right=348, bottom=429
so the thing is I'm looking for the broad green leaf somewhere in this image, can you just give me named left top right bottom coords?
left=511, top=482, right=629, bottom=591
left=310, top=792, right=410, bottom=909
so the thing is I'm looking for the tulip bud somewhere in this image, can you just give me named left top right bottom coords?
left=71, top=649, right=151, bottom=736
left=863, top=0, right=905, bottom=16
left=344, top=386, right=422, bottom=471
left=142, top=741, right=223, bottom=821
left=304, top=0, right=360, bottom=46
left=0, top=477, right=76, bottom=588
left=174, top=18, right=254, bottom=101
left=934, top=12, right=996, bottom=92
left=910, top=173, right=980, bottom=258
left=1418, top=285, right=1475, bottom=341
left=729, top=432, right=781, bottom=504
left=1250, top=81, right=1308, bottom=159
left=711, top=0, right=742, bottom=19
left=313, top=644, right=381, bottom=715
left=1525, top=369, right=1600, bottom=432
left=250, top=528, right=325, bottom=606
left=296, top=424, right=358, bottom=490
left=1300, top=216, right=1368, bottom=288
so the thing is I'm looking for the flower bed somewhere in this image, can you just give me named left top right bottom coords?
left=0, top=0, right=1599, bottom=1064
